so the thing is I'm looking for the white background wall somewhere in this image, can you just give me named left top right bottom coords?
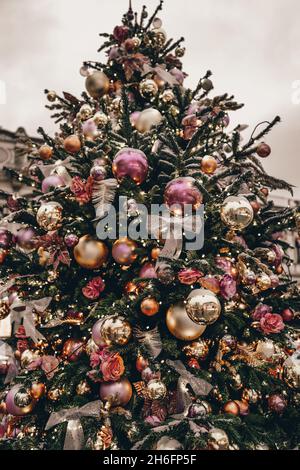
left=0, top=0, right=299, bottom=196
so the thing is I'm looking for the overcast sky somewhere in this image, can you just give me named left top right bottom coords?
left=0, top=0, right=299, bottom=196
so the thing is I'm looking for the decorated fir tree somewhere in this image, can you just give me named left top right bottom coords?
left=0, top=1, right=299, bottom=451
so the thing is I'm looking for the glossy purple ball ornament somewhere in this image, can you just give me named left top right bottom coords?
left=99, top=378, right=132, bottom=406
left=90, top=165, right=107, bottom=181
left=41, top=175, right=64, bottom=193
left=64, top=233, right=79, bottom=248
left=139, top=262, right=157, bottom=279
left=112, top=147, right=148, bottom=185
left=164, top=177, right=203, bottom=215
left=6, top=385, right=35, bottom=416
left=16, top=227, right=36, bottom=253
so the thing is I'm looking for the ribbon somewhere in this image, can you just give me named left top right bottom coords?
left=10, top=297, right=51, bottom=343
left=166, top=360, right=213, bottom=413
left=39, top=157, right=74, bottom=186
left=45, top=400, right=102, bottom=450
left=0, top=340, right=19, bottom=384
left=142, top=64, right=179, bottom=86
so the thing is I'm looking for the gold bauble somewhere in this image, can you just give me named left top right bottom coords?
left=221, top=196, right=254, bottom=230
left=30, top=383, right=46, bottom=400
left=85, top=71, right=110, bottom=99
left=101, top=316, right=132, bottom=346
left=161, top=89, right=174, bottom=103
left=47, top=90, right=57, bottom=102
left=112, top=238, right=137, bottom=265
left=135, top=108, right=163, bottom=133
left=79, top=104, right=93, bottom=120
left=146, top=379, right=167, bottom=400
left=0, top=298, right=10, bottom=320
left=20, top=349, right=40, bottom=368
left=63, top=134, right=81, bottom=154
left=36, top=202, right=63, bottom=231
left=151, top=247, right=161, bottom=260
left=62, top=339, right=85, bottom=362
left=201, top=155, right=218, bottom=175
left=223, top=401, right=240, bottom=416
left=256, top=272, right=271, bottom=291
left=139, top=79, right=158, bottom=99
left=175, top=46, right=185, bottom=57
left=73, top=235, right=108, bottom=269
left=140, top=297, right=159, bottom=316
left=182, top=339, right=210, bottom=360
left=39, top=144, right=53, bottom=160
left=207, top=428, right=229, bottom=450
left=152, top=27, right=167, bottom=47
left=166, top=302, right=206, bottom=341
left=185, top=288, right=221, bottom=325
left=283, top=353, right=300, bottom=389
left=93, top=111, right=109, bottom=127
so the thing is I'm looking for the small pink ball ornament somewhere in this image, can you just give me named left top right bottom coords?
left=6, top=385, right=36, bottom=416
left=139, top=262, right=157, bottom=279
left=112, top=147, right=148, bottom=185
left=164, top=177, right=203, bottom=215
left=99, top=378, right=133, bottom=406
left=41, top=175, right=64, bottom=193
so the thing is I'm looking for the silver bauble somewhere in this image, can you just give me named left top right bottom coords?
left=221, top=196, right=253, bottom=230
left=283, top=352, right=300, bottom=389
left=185, top=288, right=221, bottom=325
left=36, top=202, right=63, bottom=231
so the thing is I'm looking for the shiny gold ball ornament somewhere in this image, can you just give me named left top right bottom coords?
left=139, top=79, right=158, bottom=99
left=85, top=71, right=110, bottom=99
left=185, top=288, right=221, bottom=325
left=112, top=238, right=137, bottom=265
left=140, top=297, right=159, bottom=316
left=46, top=90, right=57, bottom=102
left=283, top=353, right=300, bottom=389
left=182, top=339, right=210, bottom=360
left=63, top=134, right=81, bottom=154
left=20, top=349, right=40, bottom=368
left=223, top=401, right=240, bottom=416
left=0, top=298, right=10, bottom=320
left=256, top=272, right=272, bottom=291
left=73, top=235, right=108, bottom=269
left=30, top=383, right=46, bottom=400
left=152, top=27, right=167, bottom=47
left=93, top=111, right=109, bottom=127
left=154, top=436, right=183, bottom=450
left=175, top=46, right=186, bottom=57
left=221, top=196, right=254, bottom=230
left=207, top=428, right=229, bottom=450
left=135, top=108, right=163, bottom=133
left=161, top=89, right=175, bottom=103
left=201, top=155, right=218, bottom=175
left=151, top=247, right=161, bottom=260
left=146, top=379, right=167, bottom=400
left=166, top=302, right=206, bottom=341
left=101, top=316, right=132, bottom=346
left=39, top=144, right=53, bottom=160
left=36, top=202, right=63, bottom=231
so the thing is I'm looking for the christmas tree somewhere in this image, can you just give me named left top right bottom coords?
left=0, top=0, right=299, bottom=451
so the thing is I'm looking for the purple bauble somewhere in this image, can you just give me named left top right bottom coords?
left=141, top=367, right=160, bottom=382
left=64, top=233, right=79, bottom=248
left=164, top=177, right=203, bottom=215
left=5, top=385, right=35, bottom=416
left=268, top=395, right=287, bottom=414
left=82, top=118, right=98, bottom=139
left=99, top=378, right=132, bottom=406
left=16, top=227, right=36, bottom=252
left=139, top=262, right=157, bottom=279
left=0, top=229, right=13, bottom=249
left=41, top=175, right=64, bottom=193
left=112, top=147, right=148, bottom=185
left=92, top=318, right=107, bottom=347
left=90, top=165, right=107, bottom=181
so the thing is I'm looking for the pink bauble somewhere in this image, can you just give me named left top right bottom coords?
left=99, top=378, right=132, bottom=406
left=16, top=227, right=36, bottom=252
left=164, top=177, right=203, bottom=215
left=112, top=147, right=148, bottom=185
left=281, top=308, right=294, bottom=322
left=90, top=165, right=107, bottom=181
left=6, top=385, right=35, bottom=416
left=41, top=175, right=64, bottom=193
left=139, top=262, right=157, bottom=279
left=64, top=233, right=79, bottom=248
left=82, top=118, right=98, bottom=139
left=130, top=111, right=141, bottom=126
left=0, top=229, right=13, bottom=249
left=92, top=318, right=107, bottom=347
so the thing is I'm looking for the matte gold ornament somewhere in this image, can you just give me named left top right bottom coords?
left=221, top=196, right=254, bottom=230
left=37, top=202, right=63, bottom=231
left=85, top=71, right=110, bottom=99
left=146, top=379, right=167, bottom=400
left=201, top=155, right=218, bottom=175
left=139, top=79, right=158, bottom=99
left=185, top=288, right=221, bottom=325
left=182, top=339, right=210, bottom=360
left=0, top=298, right=10, bottom=320
left=154, top=436, right=183, bottom=450
left=166, top=302, right=206, bottom=341
left=135, top=108, right=163, bottom=133
left=39, top=144, right=53, bottom=160
left=283, top=353, right=300, bottom=389
left=101, top=316, right=132, bottom=346
left=207, top=428, right=229, bottom=450
left=73, top=235, right=108, bottom=270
